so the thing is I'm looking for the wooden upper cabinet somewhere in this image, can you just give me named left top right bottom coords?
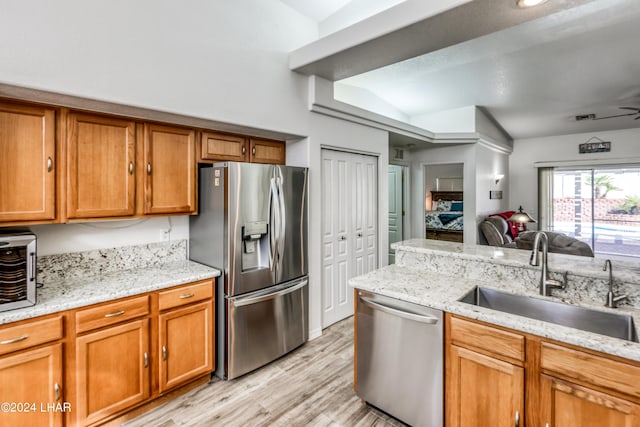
left=249, top=138, right=285, bottom=164
left=0, top=102, right=56, bottom=223
left=66, top=112, right=136, bottom=219
left=200, top=131, right=248, bottom=163
left=143, top=124, right=196, bottom=214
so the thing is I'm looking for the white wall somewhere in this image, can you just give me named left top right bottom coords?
left=475, top=143, right=511, bottom=220
left=510, top=128, right=640, bottom=223
left=410, top=106, right=476, bottom=133
left=0, top=0, right=316, bottom=137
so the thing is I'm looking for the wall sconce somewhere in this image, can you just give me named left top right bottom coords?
left=494, top=174, right=504, bottom=185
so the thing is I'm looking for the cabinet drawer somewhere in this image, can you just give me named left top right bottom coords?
left=0, top=316, right=63, bottom=355
left=159, top=280, right=214, bottom=311
left=540, top=341, right=640, bottom=400
left=75, top=295, right=150, bottom=333
left=450, top=316, right=525, bottom=363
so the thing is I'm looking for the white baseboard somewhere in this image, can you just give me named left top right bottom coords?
left=308, top=327, right=323, bottom=341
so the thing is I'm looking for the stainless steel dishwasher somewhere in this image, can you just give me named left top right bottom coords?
left=356, top=290, right=443, bottom=427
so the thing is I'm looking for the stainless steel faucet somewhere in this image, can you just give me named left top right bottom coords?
left=603, top=259, right=627, bottom=308
left=530, top=231, right=567, bottom=296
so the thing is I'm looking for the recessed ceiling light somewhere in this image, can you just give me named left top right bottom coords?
left=516, top=0, right=548, bottom=7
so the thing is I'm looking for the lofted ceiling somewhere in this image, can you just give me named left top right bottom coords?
left=285, top=0, right=640, bottom=140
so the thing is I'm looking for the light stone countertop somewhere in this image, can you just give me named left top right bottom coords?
left=350, top=245, right=640, bottom=363
left=0, top=260, right=220, bottom=325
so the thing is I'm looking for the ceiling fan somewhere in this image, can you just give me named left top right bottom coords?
left=591, top=107, right=640, bottom=121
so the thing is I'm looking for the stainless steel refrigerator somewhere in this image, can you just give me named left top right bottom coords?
left=189, top=162, right=308, bottom=380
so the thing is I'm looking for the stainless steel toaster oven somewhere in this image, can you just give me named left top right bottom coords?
left=0, top=228, right=37, bottom=312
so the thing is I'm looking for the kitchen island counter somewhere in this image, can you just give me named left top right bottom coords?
left=350, top=239, right=640, bottom=363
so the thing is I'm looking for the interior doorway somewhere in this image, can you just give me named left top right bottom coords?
left=388, top=164, right=408, bottom=264
left=423, top=163, right=464, bottom=242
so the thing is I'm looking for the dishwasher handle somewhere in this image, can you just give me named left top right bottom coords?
left=360, top=296, right=439, bottom=324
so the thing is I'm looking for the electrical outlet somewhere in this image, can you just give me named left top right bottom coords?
left=161, top=230, right=170, bottom=241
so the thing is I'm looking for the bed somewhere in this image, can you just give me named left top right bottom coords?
left=425, top=191, right=464, bottom=242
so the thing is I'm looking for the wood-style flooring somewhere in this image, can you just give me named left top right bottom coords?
left=122, top=317, right=406, bottom=427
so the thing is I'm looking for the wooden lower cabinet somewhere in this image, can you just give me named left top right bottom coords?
left=75, top=318, right=151, bottom=426
left=158, top=300, right=214, bottom=393
left=447, top=314, right=640, bottom=427
left=0, top=343, right=64, bottom=427
left=540, top=374, right=640, bottom=426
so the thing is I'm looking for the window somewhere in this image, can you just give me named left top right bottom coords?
left=550, top=167, right=640, bottom=259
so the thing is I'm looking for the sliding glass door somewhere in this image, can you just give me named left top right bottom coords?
left=552, top=167, right=640, bottom=259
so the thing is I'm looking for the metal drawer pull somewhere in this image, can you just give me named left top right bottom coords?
left=104, top=310, right=125, bottom=318
left=143, top=352, right=149, bottom=368
left=54, top=383, right=60, bottom=401
left=360, top=297, right=439, bottom=324
left=147, top=162, right=152, bottom=175
left=179, top=293, right=195, bottom=299
left=162, top=345, right=167, bottom=361
left=47, top=157, right=53, bottom=172
left=129, top=161, right=134, bottom=175
left=515, top=411, right=520, bottom=427
left=0, top=335, right=28, bottom=345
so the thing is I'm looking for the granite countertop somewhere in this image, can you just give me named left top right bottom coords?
left=350, top=255, right=640, bottom=363
left=0, top=260, right=220, bottom=325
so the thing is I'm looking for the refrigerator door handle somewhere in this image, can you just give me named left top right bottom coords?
left=269, top=176, right=279, bottom=272
left=276, top=168, right=286, bottom=272
left=231, top=279, right=308, bottom=307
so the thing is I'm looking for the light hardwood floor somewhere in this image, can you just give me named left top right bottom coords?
left=122, top=317, right=406, bottom=427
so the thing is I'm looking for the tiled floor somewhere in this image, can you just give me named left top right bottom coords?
left=122, top=317, right=406, bottom=426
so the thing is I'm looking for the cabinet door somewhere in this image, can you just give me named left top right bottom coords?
left=200, top=131, right=248, bottom=162
left=540, top=374, right=640, bottom=427
left=75, top=319, right=150, bottom=426
left=0, top=343, right=63, bottom=427
left=67, top=112, right=136, bottom=219
left=143, top=124, right=196, bottom=214
left=158, top=300, right=213, bottom=393
left=447, top=345, right=524, bottom=427
left=0, top=102, right=56, bottom=222
left=249, top=138, right=285, bottom=164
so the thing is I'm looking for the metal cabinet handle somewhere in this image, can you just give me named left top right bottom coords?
left=162, top=346, right=167, bottom=361
left=143, top=352, right=149, bottom=368
left=54, top=383, right=60, bottom=401
left=129, top=161, right=134, bottom=175
left=179, top=293, right=195, bottom=299
left=147, top=162, right=152, bottom=175
left=0, top=335, right=28, bottom=345
left=104, top=310, right=125, bottom=318
left=545, top=424, right=550, bottom=427
left=242, top=146, right=246, bottom=155
left=360, top=296, right=439, bottom=324
left=47, top=157, right=53, bottom=172
left=515, top=411, right=520, bottom=427
left=252, top=146, right=256, bottom=155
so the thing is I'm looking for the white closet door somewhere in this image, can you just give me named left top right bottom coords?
left=388, top=165, right=403, bottom=264
left=321, top=149, right=378, bottom=329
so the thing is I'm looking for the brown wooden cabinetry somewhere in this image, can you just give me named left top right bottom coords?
left=446, top=315, right=524, bottom=427
left=66, top=112, right=137, bottom=219
left=199, top=131, right=285, bottom=164
left=0, top=315, right=65, bottom=427
left=249, top=138, right=286, bottom=164
left=0, top=101, right=56, bottom=223
left=447, top=314, right=640, bottom=427
left=73, top=296, right=151, bottom=426
left=143, top=124, right=196, bottom=215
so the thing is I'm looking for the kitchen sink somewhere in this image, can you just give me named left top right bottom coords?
left=459, top=287, right=639, bottom=342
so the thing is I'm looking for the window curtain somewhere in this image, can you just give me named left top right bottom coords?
left=537, top=167, right=554, bottom=231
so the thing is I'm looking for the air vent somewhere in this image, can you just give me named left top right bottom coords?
left=394, top=148, right=404, bottom=160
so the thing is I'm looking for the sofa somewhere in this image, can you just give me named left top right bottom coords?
left=479, top=216, right=594, bottom=257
